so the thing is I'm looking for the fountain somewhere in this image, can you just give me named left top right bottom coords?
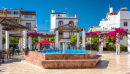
left=63, top=42, right=65, bottom=53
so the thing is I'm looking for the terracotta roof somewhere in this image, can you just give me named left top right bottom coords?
left=0, top=18, right=26, bottom=30
left=55, top=24, right=86, bottom=32
left=106, top=12, right=118, bottom=18
left=21, top=11, right=36, bottom=15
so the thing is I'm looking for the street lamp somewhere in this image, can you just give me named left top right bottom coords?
left=34, top=25, right=37, bottom=51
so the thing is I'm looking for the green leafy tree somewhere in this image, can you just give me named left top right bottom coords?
left=46, top=37, right=60, bottom=42
left=106, top=37, right=115, bottom=44
left=2, top=37, right=20, bottom=44
left=70, top=34, right=87, bottom=45
left=2, top=37, right=5, bottom=44
left=9, top=37, right=20, bottom=44
left=91, top=37, right=99, bottom=44
left=70, top=35, right=77, bottom=44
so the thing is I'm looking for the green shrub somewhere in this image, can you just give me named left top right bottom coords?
left=106, top=45, right=116, bottom=51
left=103, top=47, right=108, bottom=51
left=85, top=43, right=98, bottom=51
left=120, top=44, right=127, bottom=51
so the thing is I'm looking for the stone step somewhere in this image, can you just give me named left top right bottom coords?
left=24, top=55, right=102, bottom=69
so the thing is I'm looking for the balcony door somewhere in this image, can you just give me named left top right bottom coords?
left=26, top=23, right=31, bottom=30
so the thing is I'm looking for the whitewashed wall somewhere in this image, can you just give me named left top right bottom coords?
left=20, top=21, right=36, bottom=30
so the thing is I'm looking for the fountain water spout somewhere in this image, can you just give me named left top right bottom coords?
left=63, top=42, right=65, bottom=53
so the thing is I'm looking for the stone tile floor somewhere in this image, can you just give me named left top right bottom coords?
left=0, top=52, right=130, bottom=74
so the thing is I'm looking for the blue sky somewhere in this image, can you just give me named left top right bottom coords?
left=0, top=0, right=129, bottom=31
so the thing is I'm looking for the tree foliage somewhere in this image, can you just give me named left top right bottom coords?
left=9, top=37, right=20, bottom=44
left=91, top=37, right=99, bottom=44
left=2, top=37, right=5, bottom=44
left=70, top=35, right=77, bottom=44
left=106, top=37, right=115, bottom=43
left=27, top=37, right=38, bottom=43
left=46, top=37, right=55, bottom=42
left=46, top=37, right=60, bottom=42
left=69, top=34, right=87, bottom=45
left=2, top=37, right=20, bottom=44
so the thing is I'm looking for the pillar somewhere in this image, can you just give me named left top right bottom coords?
left=82, top=30, right=85, bottom=50
left=77, top=32, right=79, bottom=49
left=98, top=35, right=103, bottom=53
left=5, top=31, right=9, bottom=54
left=38, top=36, right=41, bottom=49
left=21, top=37, right=23, bottom=52
left=55, top=30, right=59, bottom=49
left=116, top=33, right=120, bottom=55
left=0, top=24, right=2, bottom=52
left=128, top=34, right=130, bottom=53
left=23, top=30, right=27, bottom=55
left=29, top=36, right=32, bottom=51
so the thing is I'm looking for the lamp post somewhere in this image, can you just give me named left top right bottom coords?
left=34, top=25, right=37, bottom=51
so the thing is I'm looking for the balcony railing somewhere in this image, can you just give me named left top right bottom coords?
left=24, top=16, right=33, bottom=18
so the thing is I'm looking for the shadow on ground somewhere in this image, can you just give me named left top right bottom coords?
left=92, top=60, right=109, bottom=69
left=0, top=54, right=24, bottom=73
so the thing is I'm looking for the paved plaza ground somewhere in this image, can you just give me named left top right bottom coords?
left=0, top=52, right=130, bottom=74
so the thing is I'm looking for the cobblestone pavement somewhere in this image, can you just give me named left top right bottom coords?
left=0, top=52, right=130, bottom=74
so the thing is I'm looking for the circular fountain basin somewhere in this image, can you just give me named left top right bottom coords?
left=38, top=50, right=91, bottom=54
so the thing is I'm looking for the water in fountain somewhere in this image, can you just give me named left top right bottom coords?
left=63, top=42, right=65, bottom=53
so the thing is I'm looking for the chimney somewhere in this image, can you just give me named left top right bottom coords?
left=21, top=8, right=23, bottom=11
left=52, top=10, right=55, bottom=13
left=110, top=7, right=113, bottom=13
left=120, top=8, right=127, bottom=11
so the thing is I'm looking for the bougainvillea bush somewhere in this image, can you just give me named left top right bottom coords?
left=27, top=32, right=44, bottom=38
left=86, top=27, right=128, bottom=46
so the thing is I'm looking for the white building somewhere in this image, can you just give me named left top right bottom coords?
left=88, top=7, right=130, bottom=46
left=0, top=8, right=36, bottom=50
left=50, top=10, right=79, bottom=49
left=0, top=8, right=37, bottom=32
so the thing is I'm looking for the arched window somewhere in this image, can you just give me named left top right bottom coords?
left=58, top=21, right=63, bottom=27
left=69, top=21, right=74, bottom=25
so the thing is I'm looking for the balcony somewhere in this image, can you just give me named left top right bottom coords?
left=21, top=15, right=36, bottom=20
left=7, top=14, right=20, bottom=17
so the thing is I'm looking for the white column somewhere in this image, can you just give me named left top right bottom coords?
left=82, top=30, right=85, bottom=50
left=0, top=24, right=2, bottom=50
left=29, top=36, right=32, bottom=50
left=77, top=32, right=79, bottom=49
left=23, top=30, right=27, bottom=55
left=55, top=30, right=59, bottom=49
left=38, top=36, right=41, bottom=49
left=116, top=33, right=120, bottom=55
left=98, top=36, right=103, bottom=53
left=5, top=31, right=9, bottom=52
left=21, top=37, right=23, bottom=52
left=128, top=34, right=130, bottom=53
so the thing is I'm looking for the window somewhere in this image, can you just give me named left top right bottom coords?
left=124, top=22, right=128, bottom=26
left=59, top=32, right=63, bottom=38
left=69, top=21, right=74, bottom=25
left=58, top=21, right=63, bottom=27
left=7, top=11, right=11, bottom=14
left=26, top=23, right=31, bottom=30
left=14, top=11, right=19, bottom=15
